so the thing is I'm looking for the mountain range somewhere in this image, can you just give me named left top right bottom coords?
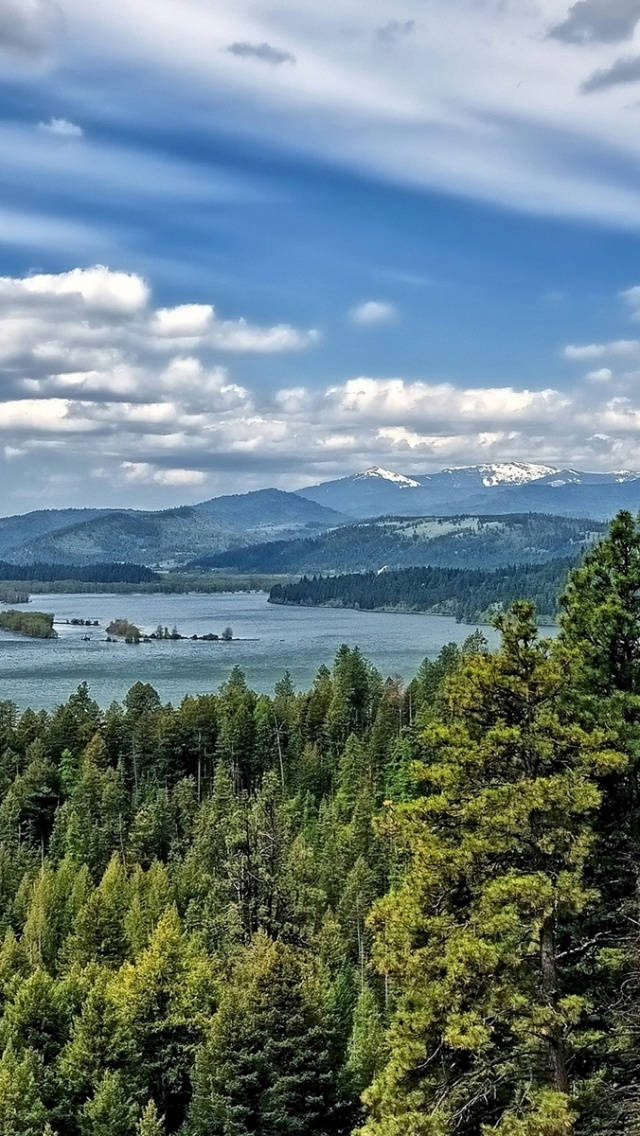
left=0, top=462, right=638, bottom=567
left=298, top=463, right=640, bottom=519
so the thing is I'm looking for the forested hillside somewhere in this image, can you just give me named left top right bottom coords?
left=193, top=513, right=604, bottom=575
left=1, top=492, right=344, bottom=569
left=270, top=558, right=572, bottom=622
left=1, top=512, right=640, bottom=1133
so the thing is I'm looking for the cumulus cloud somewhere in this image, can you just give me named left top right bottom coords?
left=8, top=265, right=640, bottom=508
left=582, top=55, right=640, bottom=93
left=150, top=302, right=318, bottom=352
left=0, top=0, right=61, bottom=59
left=549, top=0, right=640, bottom=44
left=327, top=377, right=567, bottom=430
left=226, top=41, right=295, bottom=66
left=0, top=264, right=324, bottom=503
left=349, top=300, right=398, bottom=327
left=0, top=265, right=150, bottom=315
left=38, top=117, right=83, bottom=137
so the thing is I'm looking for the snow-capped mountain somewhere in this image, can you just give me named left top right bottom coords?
left=353, top=467, right=421, bottom=488
left=297, top=463, right=640, bottom=519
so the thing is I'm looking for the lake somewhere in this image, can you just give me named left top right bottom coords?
left=0, top=591, right=506, bottom=710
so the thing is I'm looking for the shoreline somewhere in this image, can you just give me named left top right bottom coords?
left=268, top=597, right=558, bottom=627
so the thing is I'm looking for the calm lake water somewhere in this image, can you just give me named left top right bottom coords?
left=0, top=591, right=505, bottom=710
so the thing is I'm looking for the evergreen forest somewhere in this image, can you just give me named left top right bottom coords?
left=3, top=512, right=640, bottom=1133
left=269, top=558, right=572, bottom=622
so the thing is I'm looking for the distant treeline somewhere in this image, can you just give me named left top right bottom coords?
left=2, top=572, right=286, bottom=596
left=0, top=609, right=56, bottom=638
left=0, top=561, right=159, bottom=584
left=0, top=586, right=29, bottom=605
left=269, top=558, right=574, bottom=622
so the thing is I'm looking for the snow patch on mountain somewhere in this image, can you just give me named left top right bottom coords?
left=476, top=463, right=558, bottom=487
left=355, top=467, right=421, bottom=488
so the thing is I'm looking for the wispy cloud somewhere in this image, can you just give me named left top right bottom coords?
left=27, top=0, right=640, bottom=233
left=226, top=41, right=296, bottom=66
left=549, top=0, right=640, bottom=44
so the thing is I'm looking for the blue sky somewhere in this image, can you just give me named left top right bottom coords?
left=4, top=0, right=640, bottom=510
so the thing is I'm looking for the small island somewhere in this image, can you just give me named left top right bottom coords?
left=106, top=619, right=236, bottom=644
left=106, top=618, right=142, bottom=644
left=0, top=610, right=57, bottom=638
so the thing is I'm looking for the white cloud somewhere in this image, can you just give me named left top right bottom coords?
left=150, top=304, right=213, bottom=337
left=121, top=461, right=206, bottom=486
left=327, top=376, right=567, bottom=429
left=0, top=265, right=150, bottom=314
left=586, top=367, right=614, bottom=382
left=150, top=303, right=318, bottom=352
left=38, top=117, right=83, bottom=137
left=563, top=340, right=640, bottom=360
left=349, top=300, right=398, bottom=327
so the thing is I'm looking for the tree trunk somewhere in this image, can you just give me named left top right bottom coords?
left=541, top=915, right=570, bottom=1094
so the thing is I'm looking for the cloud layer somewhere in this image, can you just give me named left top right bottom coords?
left=3, top=265, right=640, bottom=508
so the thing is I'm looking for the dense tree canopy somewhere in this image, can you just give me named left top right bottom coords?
left=269, top=559, right=572, bottom=623
left=2, top=513, right=640, bottom=1133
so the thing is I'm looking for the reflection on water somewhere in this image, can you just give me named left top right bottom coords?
left=0, top=591, right=508, bottom=710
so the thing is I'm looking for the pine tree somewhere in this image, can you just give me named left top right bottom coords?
left=109, top=907, right=215, bottom=1131
left=188, top=935, right=337, bottom=1136
left=80, top=1070, right=137, bottom=1136
left=343, top=983, right=387, bottom=1100
left=0, top=1046, right=46, bottom=1136
left=363, top=603, right=624, bottom=1135
left=135, top=1101, right=165, bottom=1136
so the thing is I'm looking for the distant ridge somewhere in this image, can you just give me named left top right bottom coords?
left=0, top=489, right=346, bottom=568
left=297, top=463, right=640, bottom=519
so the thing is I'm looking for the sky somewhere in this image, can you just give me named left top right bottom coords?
left=5, top=2, right=640, bottom=510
